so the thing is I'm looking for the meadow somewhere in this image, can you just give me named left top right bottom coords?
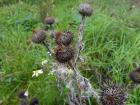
left=0, top=0, right=140, bottom=104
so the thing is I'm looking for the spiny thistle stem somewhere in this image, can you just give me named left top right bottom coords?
left=42, top=41, right=54, bottom=55
left=75, top=16, right=85, bottom=64
left=68, top=61, right=79, bottom=76
left=68, top=61, right=100, bottom=102
left=50, top=25, right=55, bottom=38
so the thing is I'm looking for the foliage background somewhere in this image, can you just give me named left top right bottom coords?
left=0, top=0, right=140, bottom=104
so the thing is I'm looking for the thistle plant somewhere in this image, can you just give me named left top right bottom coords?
left=22, top=2, right=140, bottom=105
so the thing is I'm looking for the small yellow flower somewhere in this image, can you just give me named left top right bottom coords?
left=32, top=69, right=43, bottom=77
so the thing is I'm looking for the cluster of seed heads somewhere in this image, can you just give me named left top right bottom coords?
left=32, top=10, right=74, bottom=63
left=54, top=30, right=74, bottom=63
left=30, top=2, right=140, bottom=105
left=31, top=3, right=94, bottom=63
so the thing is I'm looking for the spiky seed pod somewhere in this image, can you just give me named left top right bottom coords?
left=32, top=30, right=46, bottom=43
left=30, top=98, right=39, bottom=105
left=100, top=85, right=126, bottom=105
left=55, top=31, right=73, bottom=46
left=18, top=91, right=27, bottom=99
left=55, top=46, right=74, bottom=63
left=44, top=17, right=55, bottom=25
left=129, top=67, right=140, bottom=83
left=79, top=3, right=93, bottom=17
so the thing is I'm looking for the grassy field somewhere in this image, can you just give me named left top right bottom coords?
left=0, top=0, right=140, bottom=105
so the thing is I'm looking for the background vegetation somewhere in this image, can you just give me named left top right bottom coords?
left=0, top=0, right=140, bottom=104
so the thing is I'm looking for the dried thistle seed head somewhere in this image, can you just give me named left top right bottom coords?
left=32, top=30, right=46, bottom=43
left=55, top=31, right=73, bottom=46
left=30, top=98, right=39, bottom=105
left=79, top=3, right=93, bottom=17
left=44, top=17, right=55, bottom=25
left=18, top=91, right=27, bottom=99
left=100, top=85, right=126, bottom=105
left=129, top=67, right=140, bottom=83
left=55, top=46, right=74, bottom=63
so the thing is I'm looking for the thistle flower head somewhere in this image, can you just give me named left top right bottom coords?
left=55, top=46, right=74, bottom=63
left=129, top=67, right=140, bottom=83
left=79, top=3, right=93, bottom=17
left=18, top=90, right=27, bottom=99
left=32, top=30, right=46, bottom=44
left=44, top=17, right=55, bottom=25
left=55, top=31, right=73, bottom=46
left=100, top=85, right=126, bottom=105
left=30, top=98, right=39, bottom=105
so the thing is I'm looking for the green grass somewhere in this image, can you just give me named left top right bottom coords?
left=0, top=0, right=140, bottom=104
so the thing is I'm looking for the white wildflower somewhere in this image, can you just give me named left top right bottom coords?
left=41, top=60, right=48, bottom=65
left=24, top=90, right=28, bottom=97
left=47, top=52, right=52, bottom=56
left=32, top=69, right=43, bottom=77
